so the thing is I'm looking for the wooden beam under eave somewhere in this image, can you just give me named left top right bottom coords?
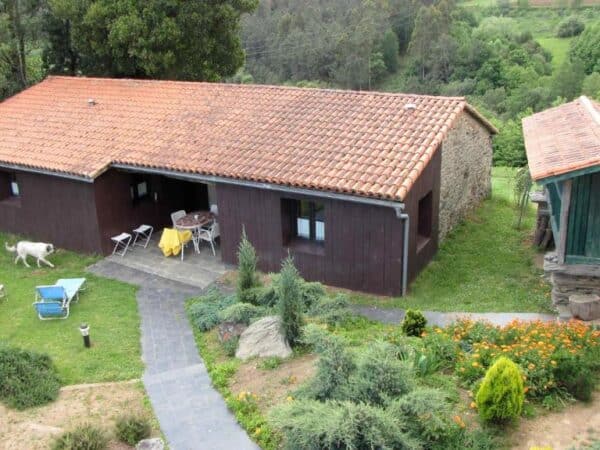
left=557, top=179, right=572, bottom=264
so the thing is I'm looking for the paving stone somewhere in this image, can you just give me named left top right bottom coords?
left=88, top=260, right=258, bottom=450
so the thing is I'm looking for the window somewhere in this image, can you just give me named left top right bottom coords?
left=9, top=174, right=19, bottom=197
left=130, top=176, right=150, bottom=204
left=417, top=191, right=433, bottom=250
left=0, top=171, right=20, bottom=203
left=282, top=198, right=325, bottom=245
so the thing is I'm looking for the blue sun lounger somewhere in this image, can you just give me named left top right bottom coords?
left=33, top=278, right=86, bottom=320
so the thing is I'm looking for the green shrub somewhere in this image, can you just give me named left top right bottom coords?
left=115, top=415, right=151, bottom=446
left=401, top=309, right=427, bottom=337
left=218, top=302, right=263, bottom=325
left=476, top=357, right=524, bottom=423
left=309, top=294, right=352, bottom=327
left=553, top=352, right=594, bottom=402
left=239, top=285, right=278, bottom=307
left=270, top=399, right=418, bottom=450
left=222, top=336, right=239, bottom=357
left=0, top=346, right=61, bottom=409
left=52, top=424, right=108, bottom=450
left=298, top=325, right=355, bottom=401
left=422, top=331, right=459, bottom=370
left=388, top=387, right=454, bottom=443
left=237, top=229, right=262, bottom=301
left=278, top=257, right=304, bottom=347
left=350, top=341, right=415, bottom=405
left=258, top=356, right=283, bottom=370
left=298, top=281, right=326, bottom=310
left=556, top=16, right=585, bottom=38
left=187, top=290, right=237, bottom=331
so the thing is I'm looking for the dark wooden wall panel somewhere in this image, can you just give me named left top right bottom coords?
left=0, top=170, right=102, bottom=253
left=94, top=169, right=209, bottom=254
left=216, top=183, right=413, bottom=296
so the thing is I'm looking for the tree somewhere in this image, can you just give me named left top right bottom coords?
left=44, top=0, right=258, bottom=79
left=236, top=228, right=261, bottom=299
left=582, top=72, right=600, bottom=100
left=278, top=255, right=303, bottom=347
left=476, top=357, right=524, bottom=423
left=552, top=58, right=586, bottom=100
left=380, top=28, right=399, bottom=73
left=570, top=21, right=600, bottom=74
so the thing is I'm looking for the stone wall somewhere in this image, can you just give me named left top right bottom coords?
left=544, top=253, right=600, bottom=306
left=438, top=112, right=493, bottom=241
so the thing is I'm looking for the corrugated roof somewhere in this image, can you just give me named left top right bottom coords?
left=0, top=76, right=496, bottom=201
left=522, top=96, right=600, bottom=181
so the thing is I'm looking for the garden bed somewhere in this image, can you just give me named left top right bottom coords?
left=0, top=381, right=159, bottom=449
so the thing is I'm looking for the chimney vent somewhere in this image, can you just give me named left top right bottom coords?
left=88, top=98, right=96, bottom=107
left=404, top=103, right=416, bottom=111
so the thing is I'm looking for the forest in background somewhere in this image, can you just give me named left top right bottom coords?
left=1, top=0, right=599, bottom=167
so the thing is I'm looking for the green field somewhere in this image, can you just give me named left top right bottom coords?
left=537, top=36, right=574, bottom=68
left=349, top=168, right=552, bottom=313
left=0, top=237, right=142, bottom=385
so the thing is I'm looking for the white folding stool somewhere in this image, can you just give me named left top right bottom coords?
left=132, top=224, right=154, bottom=248
left=111, top=232, right=132, bottom=257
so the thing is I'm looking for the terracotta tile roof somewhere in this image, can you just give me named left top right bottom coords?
left=523, top=96, right=600, bottom=181
left=0, top=76, right=496, bottom=201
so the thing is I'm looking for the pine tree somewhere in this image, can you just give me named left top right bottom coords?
left=278, top=256, right=304, bottom=347
left=236, top=228, right=261, bottom=299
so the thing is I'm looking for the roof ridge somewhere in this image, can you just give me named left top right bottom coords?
left=45, top=75, right=467, bottom=101
left=579, top=95, right=600, bottom=126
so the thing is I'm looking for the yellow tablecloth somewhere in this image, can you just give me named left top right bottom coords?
left=158, top=228, right=192, bottom=257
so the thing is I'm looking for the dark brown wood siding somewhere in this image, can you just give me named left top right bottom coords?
left=403, top=147, right=441, bottom=284
left=0, top=169, right=102, bottom=253
left=217, top=148, right=440, bottom=296
left=94, top=169, right=209, bottom=254
left=216, top=183, right=405, bottom=295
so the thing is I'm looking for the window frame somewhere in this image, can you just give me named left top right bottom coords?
left=130, top=176, right=150, bottom=205
left=295, top=199, right=325, bottom=243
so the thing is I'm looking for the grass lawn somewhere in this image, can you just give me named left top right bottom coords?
left=0, top=234, right=142, bottom=385
left=537, top=36, right=574, bottom=68
left=348, top=167, right=552, bottom=313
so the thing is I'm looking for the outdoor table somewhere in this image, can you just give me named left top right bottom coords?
left=175, top=211, right=215, bottom=253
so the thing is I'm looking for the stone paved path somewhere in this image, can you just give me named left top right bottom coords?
left=352, top=305, right=558, bottom=327
left=89, top=260, right=258, bottom=450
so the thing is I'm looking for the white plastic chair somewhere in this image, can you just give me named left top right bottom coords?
left=210, top=204, right=219, bottom=216
left=111, top=233, right=132, bottom=257
left=171, top=210, right=186, bottom=227
left=196, top=221, right=220, bottom=256
left=132, top=224, right=154, bottom=248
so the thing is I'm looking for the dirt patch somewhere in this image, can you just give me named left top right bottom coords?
left=0, top=380, right=158, bottom=449
left=510, top=394, right=600, bottom=449
left=230, top=354, right=317, bottom=411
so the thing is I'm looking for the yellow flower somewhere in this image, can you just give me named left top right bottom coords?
left=286, top=396, right=294, bottom=402
left=254, top=427, right=262, bottom=436
left=472, top=361, right=480, bottom=368
left=470, top=401, right=477, bottom=409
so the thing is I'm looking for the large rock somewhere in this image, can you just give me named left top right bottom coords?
left=235, top=315, right=292, bottom=360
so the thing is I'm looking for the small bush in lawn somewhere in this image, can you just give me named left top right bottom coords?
left=297, top=325, right=355, bottom=401
left=556, top=16, right=585, bottom=38
left=401, top=309, right=427, bottom=337
left=222, top=336, right=239, bottom=357
left=422, top=331, right=459, bottom=370
left=308, top=294, right=352, bottom=327
left=258, top=356, right=282, bottom=370
left=52, top=424, right=108, bottom=450
left=278, top=256, right=304, bottom=347
left=115, top=414, right=152, bottom=445
left=270, top=398, right=418, bottom=450
left=388, top=387, right=455, bottom=443
left=187, top=290, right=236, bottom=331
left=476, top=357, right=524, bottom=423
left=553, top=352, right=594, bottom=402
left=350, top=341, right=415, bottom=406
left=237, top=229, right=261, bottom=301
left=218, top=302, right=263, bottom=325
left=0, top=346, right=61, bottom=409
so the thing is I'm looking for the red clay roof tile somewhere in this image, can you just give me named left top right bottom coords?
left=523, top=96, right=600, bottom=181
left=0, top=76, right=495, bottom=201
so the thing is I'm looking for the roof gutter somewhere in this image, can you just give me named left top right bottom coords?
left=0, top=162, right=93, bottom=183
left=113, top=163, right=411, bottom=296
left=111, top=164, right=405, bottom=210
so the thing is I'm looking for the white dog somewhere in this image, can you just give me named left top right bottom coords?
left=5, top=242, right=55, bottom=268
